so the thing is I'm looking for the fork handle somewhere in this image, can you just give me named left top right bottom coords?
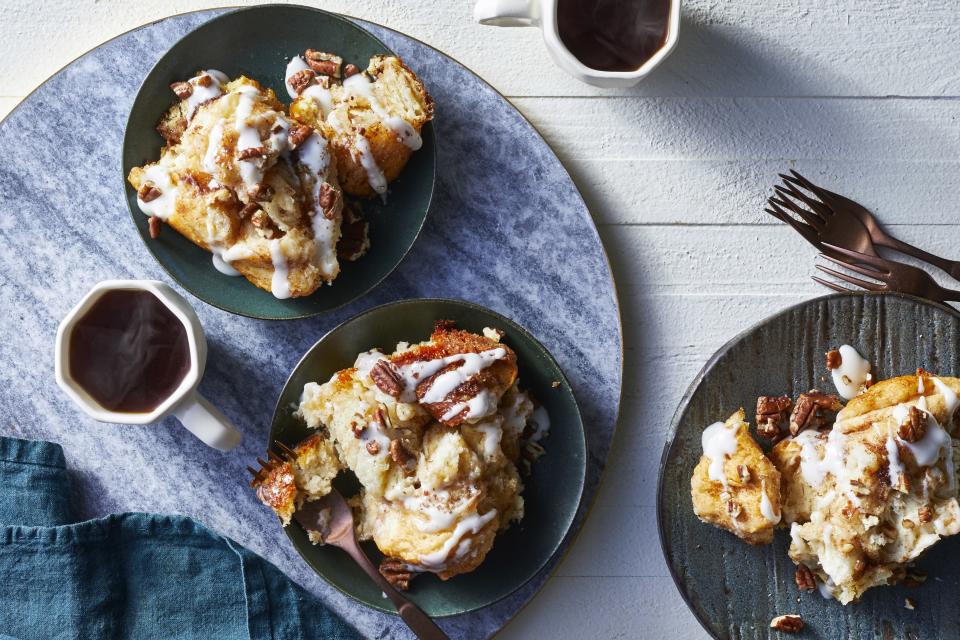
left=338, top=541, right=449, bottom=640
left=870, top=228, right=960, bottom=282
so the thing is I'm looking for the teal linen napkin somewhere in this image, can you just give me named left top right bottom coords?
left=0, top=436, right=360, bottom=640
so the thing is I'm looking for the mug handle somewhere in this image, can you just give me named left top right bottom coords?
left=173, top=391, right=242, bottom=452
left=474, top=0, right=540, bottom=26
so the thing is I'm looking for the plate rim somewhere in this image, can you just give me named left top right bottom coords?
left=119, top=4, right=437, bottom=320
left=655, top=291, right=960, bottom=639
left=267, top=296, right=588, bottom=617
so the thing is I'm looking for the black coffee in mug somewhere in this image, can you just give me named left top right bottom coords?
left=557, top=0, right=672, bottom=72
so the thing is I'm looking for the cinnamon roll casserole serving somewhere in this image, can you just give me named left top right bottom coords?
left=127, top=50, right=433, bottom=299
left=253, top=321, right=551, bottom=588
left=691, top=345, right=960, bottom=606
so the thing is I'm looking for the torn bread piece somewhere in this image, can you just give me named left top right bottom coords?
left=772, top=374, right=960, bottom=604
left=252, top=433, right=341, bottom=528
left=288, top=54, right=434, bottom=198
left=128, top=73, right=344, bottom=298
left=691, top=409, right=782, bottom=545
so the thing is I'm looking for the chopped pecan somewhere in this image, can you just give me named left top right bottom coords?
left=288, top=124, right=313, bottom=149
left=756, top=395, right=792, bottom=440
left=344, top=63, right=360, bottom=78
left=137, top=182, right=162, bottom=203
left=288, top=68, right=316, bottom=95
left=250, top=209, right=280, bottom=239
left=737, top=464, right=751, bottom=484
left=248, top=183, right=273, bottom=202
left=434, top=319, right=458, bottom=332
left=379, top=557, right=414, bottom=590
left=305, top=49, right=343, bottom=77
left=790, top=391, right=843, bottom=436
left=318, top=182, right=337, bottom=217
left=170, top=81, right=193, bottom=100
left=794, top=564, right=816, bottom=591
left=919, top=505, right=933, bottom=523
left=825, top=349, right=842, bottom=370
left=370, top=360, right=403, bottom=397
left=237, top=146, right=265, bottom=160
left=365, top=440, right=381, bottom=455
left=196, top=74, right=214, bottom=88
left=148, top=216, right=162, bottom=239
left=898, top=405, right=927, bottom=443
left=726, top=500, right=742, bottom=520
left=239, top=202, right=261, bottom=219
left=389, top=439, right=415, bottom=472
left=769, top=614, right=804, bottom=633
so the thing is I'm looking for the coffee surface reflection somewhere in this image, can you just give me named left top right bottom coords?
left=557, top=0, right=671, bottom=72
left=69, top=289, right=190, bottom=413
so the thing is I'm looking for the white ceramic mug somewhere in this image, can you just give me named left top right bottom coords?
left=474, top=0, right=681, bottom=88
left=54, top=280, right=242, bottom=452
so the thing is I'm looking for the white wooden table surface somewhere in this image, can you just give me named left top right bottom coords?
left=6, top=1, right=960, bottom=638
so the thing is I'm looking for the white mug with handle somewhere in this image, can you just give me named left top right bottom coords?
left=55, top=280, right=242, bottom=452
left=474, top=0, right=680, bottom=88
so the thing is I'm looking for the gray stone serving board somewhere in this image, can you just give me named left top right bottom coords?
left=658, top=293, right=960, bottom=640
left=0, top=9, right=621, bottom=640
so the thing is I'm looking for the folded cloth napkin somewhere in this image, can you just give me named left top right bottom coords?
left=0, top=436, right=359, bottom=640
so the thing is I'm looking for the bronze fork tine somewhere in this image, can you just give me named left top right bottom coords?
left=812, top=275, right=859, bottom=294
left=769, top=193, right=824, bottom=230
left=773, top=183, right=831, bottom=224
left=814, top=263, right=887, bottom=292
left=820, top=242, right=892, bottom=271
left=782, top=171, right=841, bottom=210
left=766, top=201, right=821, bottom=244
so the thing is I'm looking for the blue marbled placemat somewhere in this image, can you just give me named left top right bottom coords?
left=0, top=9, right=621, bottom=639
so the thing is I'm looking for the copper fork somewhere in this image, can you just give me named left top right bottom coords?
left=814, top=243, right=960, bottom=304
left=771, top=170, right=960, bottom=280
left=248, top=443, right=449, bottom=640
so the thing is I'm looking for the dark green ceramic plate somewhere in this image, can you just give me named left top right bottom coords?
left=121, top=6, right=435, bottom=319
left=269, top=298, right=586, bottom=616
left=658, top=292, right=960, bottom=639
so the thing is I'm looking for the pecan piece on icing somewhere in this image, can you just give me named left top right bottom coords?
left=237, top=146, right=265, bottom=160
left=825, top=348, right=842, bottom=370
left=137, top=182, right=162, bottom=203
left=789, top=391, right=842, bottom=436
left=148, top=216, right=162, bottom=239
left=769, top=614, right=804, bottom=633
left=898, top=405, right=927, bottom=443
left=919, top=505, right=933, bottom=523
left=288, top=124, right=313, bottom=149
left=170, top=81, right=193, bottom=100
left=305, top=49, right=343, bottom=78
left=370, top=360, right=403, bottom=397
left=195, top=74, right=214, bottom=88
left=379, top=557, right=414, bottom=590
left=794, top=564, right=816, bottom=591
left=318, top=182, right=337, bottom=218
left=343, top=63, right=360, bottom=78
left=287, top=68, right=316, bottom=95
left=365, top=440, right=381, bottom=455
left=239, top=202, right=261, bottom=219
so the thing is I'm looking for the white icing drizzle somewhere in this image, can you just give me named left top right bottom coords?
left=759, top=479, right=781, bottom=524
left=354, top=350, right=387, bottom=379
left=234, top=86, right=265, bottom=192
left=831, top=345, right=872, bottom=400
left=210, top=243, right=255, bottom=276
left=384, top=116, right=423, bottom=150
left=818, top=577, right=836, bottom=600
left=402, top=491, right=477, bottom=533
left=933, top=377, right=959, bottom=418
left=136, top=165, right=178, bottom=220
left=473, top=420, right=503, bottom=458
left=186, top=69, right=228, bottom=121
left=415, top=509, right=497, bottom=570
left=353, top=133, right=388, bottom=196
left=203, top=120, right=224, bottom=177
left=919, top=375, right=926, bottom=394
left=441, top=388, right=498, bottom=422
left=284, top=55, right=310, bottom=99
left=393, top=348, right=508, bottom=422
left=296, top=132, right=338, bottom=278
left=284, top=55, right=335, bottom=115
left=795, top=429, right=845, bottom=489
left=528, top=406, right=551, bottom=443
left=886, top=429, right=905, bottom=490
left=701, top=421, right=738, bottom=488
left=269, top=238, right=291, bottom=299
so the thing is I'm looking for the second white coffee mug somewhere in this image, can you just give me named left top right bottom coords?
left=54, top=280, right=242, bottom=452
left=474, top=0, right=681, bottom=88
